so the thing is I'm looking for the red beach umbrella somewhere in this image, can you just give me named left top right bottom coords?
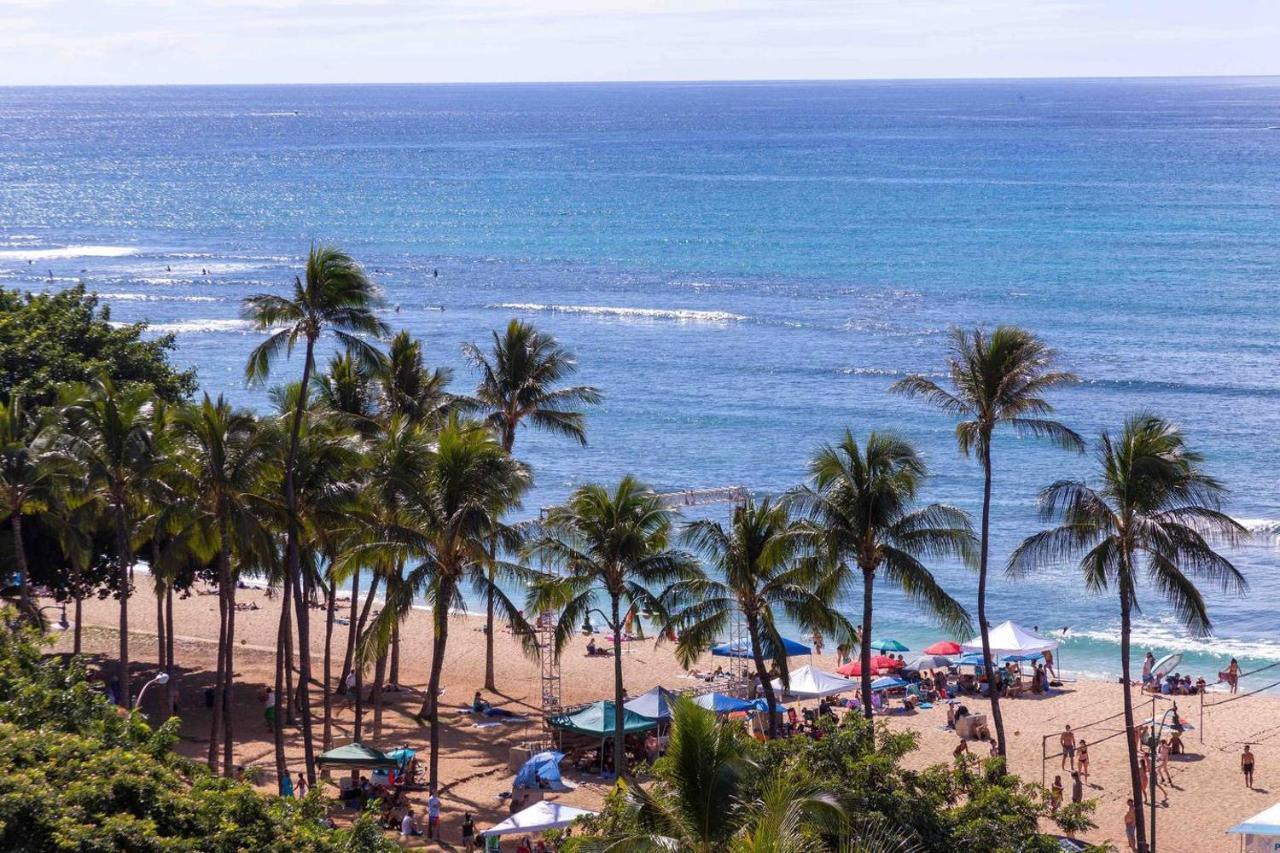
left=837, top=655, right=903, bottom=677
left=924, top=640, right=962, bottom=656
left=837, top=660, right=873, bottom=677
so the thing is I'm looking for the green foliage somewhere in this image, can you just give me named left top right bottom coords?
left=0, top=284, right=196, bottom=409
left=0, top=619, right=397, bottom=852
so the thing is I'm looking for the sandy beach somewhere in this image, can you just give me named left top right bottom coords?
left=46, top=587, right=1277, bottom=852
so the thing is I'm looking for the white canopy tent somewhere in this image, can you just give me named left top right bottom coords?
left=771, top=664, right=858, bottom=699
left=480, top=801, right=598, bottom=838
left=961, top=621, right=1059, bottom=657
left=1228, top=801, right=1280, bottom=851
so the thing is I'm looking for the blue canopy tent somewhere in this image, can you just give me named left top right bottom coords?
left=693, top=692, right=754, bottom=714
left=514, top=750, right=566, bottom=791
left=711, top=636, right=811, bottom=659
left=1001, top=652, right=1044, bottom=663
left=624, top=686, right=678, bottom=721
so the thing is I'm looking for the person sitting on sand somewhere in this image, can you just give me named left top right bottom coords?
left=586, top=637, right=599, bottom=656
left=472, top=690, right=491, bottom=713
left=953, top=738, right=969, bottom=759
left=401, top=807, right=421, bottom=837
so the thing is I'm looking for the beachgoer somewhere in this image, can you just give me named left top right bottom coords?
left=812, top=632, right=824, bottom=655
left=473, top=691, right=491, bottom=713
left=1050, top=775, right=1064, bottom=811
left=1243, top=745, right=1256, bottom=788
left=515, top=836, right=532, bottom=853
left=953, top=738, right=969, bottom=759
left=1142, top=651, right=1155, bottom=686
left=586, top=637, right=598, bottom=655
left=296, top=772, right=308, bottom=798
left=1077, top=741, right=1090, bottom=783
left=1043, top=647, right=1056, bottom=679
left=401, top=807, right=422, bottom=837
left=1060, top=725, right=1076, bottom=770
left=1140, top=751, right=1167, bottom=804
left=1158, top=737, right=1173, bottom=784
left=461, top=812, right=474, bottom=846
left=1124, top=799, right=1137, bottom=850
left=264, top=688, right=276, bottom=731
left=280, top=771, right=294, bottom=798
left=1228, top=658, right=1241, bottom=694
left=427, top=792, right=441, bottom=838
left=1071, top=771, right=1083, bottom=804
left=645, top=731, right=660, bottom=763
left=344, top=670, right=356, bottom=703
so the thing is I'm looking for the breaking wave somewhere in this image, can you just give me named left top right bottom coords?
left=0, top=245, right=139, bottom=261
left=488, top=303, right=747, bottom=323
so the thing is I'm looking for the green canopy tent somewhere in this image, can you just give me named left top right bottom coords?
left=316, top=742, right=398, bottom=770
left=548, top=701, right=658, bottom=774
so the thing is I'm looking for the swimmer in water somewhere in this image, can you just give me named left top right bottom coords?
left=433, top=269, right=438, bottom=277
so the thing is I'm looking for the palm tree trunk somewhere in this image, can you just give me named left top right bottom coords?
left=353, top=651, right=364, bottom=743
left=73, top=593, right=82, bottom=656
left=272, top=570, right=290, bottom=787
left=291, top=564, right=317, bottom=782
left=339, top=569, right=360, bottom=690
left=208, top=553, right=228, bottom=772
left=746, top=611, right=781, bottom=738
left=322, top=577, right=336, bottom=751
left=12, top=513, right=31, bottom=616
left=485, top=535, right=498, bottom=691
left=372, top=651, right=387, bottom=739
left=424, top=579, right=454, bottom=794
left=115, top=504, right=132, bottom=708
left=1121, top=585, right=1147, bottom=852
left=341, top=573, right=380, bottom=689
left=223, top=573, right=237, bottom=776
left=611, top=594, right=627, bottom=778
left=977, top=448, right=1007, bottom=757
left=164, top=583, right=175, bottom=716
left=155, top=580, right=167, bottom=674
left=389, top=621, right=400, bottom=689
left=284, top=588, right=296, bottom=725
left=860, top=566, right=874, bottom=725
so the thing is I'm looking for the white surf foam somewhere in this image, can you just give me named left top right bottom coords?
left=489, top=302, right=747, bottom=323
left=1069, top=616, right=1280, bottom=663
left=101, top=292, right=222, bottom=303
left=0, top=245, right=139, bottom=261
left=142, top=319, right=265, bottom=334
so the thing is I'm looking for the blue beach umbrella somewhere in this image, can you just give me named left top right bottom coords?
left=869, top=639, right=910, bottom=653
left=870, top=676, right=907, bottom=691
left=711, top=636, right=811, bottom=658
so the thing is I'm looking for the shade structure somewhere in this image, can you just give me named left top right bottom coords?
left=548, top=701, right=658, bottom=737
left=1001, top=652, right=1044, bottom=663
left=624, top=686, right=678, bottom=720
left=924, top=640, right=962, bottom=656
left=514, top=750, right=565, bottom=790
left=870, top=676, right=907, bottom=691
left=316, top=742, right=397, bottom=769
left=836, top=655, right=904, bottom=677
left=961, top=621, right=1059, bottom=657
left=905, top=654, right=954, bottom=671
left=480, top=801, right=598, bottom=837
left=1152, top=652, right=1182, bottom=676
left=711, top=635, right=811, bottom=659
left=693, top=692, right=755, bottom=714
left=749, top=698, right=789, bottom=714
left=771, top=664, right=858, bottom=698
left=869, top=639, right=909, bottom=653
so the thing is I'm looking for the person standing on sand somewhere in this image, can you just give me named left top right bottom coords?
left=264, top=688, right=276, bottom=732
left=461, top=813, right=474, bottom=847
left=1071, top=771, right=1083, bottom=804
left=1077, top=740, right=1090, bottom=784
left=1124, top=799, right=1137, bottom=851
left=1140, top=750, right=1167, bottom=804
left=1043, top=647, right=1056, bottom=679
left=1157, top=737, right=1173, bottom=785
left=1142, top=651, right=1155, bottom=687
left=427, top=791, right=441, bottom=839
left=1050, top=775, right=1064, bottom=812
left=296, top=772, right=308, bottom=798
left=1060, top=724, right=1076, bottom=769
left=1228, top=658, right=1241, bottom=694
left=1243, top=744, right=1256, bottom=788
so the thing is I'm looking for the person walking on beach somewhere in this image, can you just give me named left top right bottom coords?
left=1157, top=737, right=1173, bottom=785
left=296, top=771, right=308, bottom=798
left=1243, top=744, right=1256, bottom=788
left=1140, top=750, right=1167, bottom=805
left=1043, top=646, right=1056, bottom=679
left=1124, top=799, right=1137, bottom=851
left=461, top=812, right=475, bottom=847
left=1227, top=658, right=1241, bottom=694
left=426, top=791, right=441, bottom=839
left=1060, top=724, right=1076, bottom=770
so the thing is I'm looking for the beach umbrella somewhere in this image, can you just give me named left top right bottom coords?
left=869, top=638, right=909, bottom=653
left=837, top=655, right=903, bottom=677
left=906, top=654, right=953, bottom=671
left=924, top=640, right=962, bottom=656
left=1001, top=652, right=1043, bottom=663
left=870, top=676, right=907, bottom=691
left=837, top=660, right=875, bottom=677
left=711, top=636, right=811, bottom=659
left=1152, top=652, right=1182, bottom=676
left=1142, top=716, right=1194, bottom=732
left=748, top=698, right=788, bottom=714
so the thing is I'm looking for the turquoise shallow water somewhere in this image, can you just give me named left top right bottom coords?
left=1, top=78, right=1277, bottom=684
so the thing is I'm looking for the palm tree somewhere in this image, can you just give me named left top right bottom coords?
left=60, top=376, right=157, bottom=708
left=355, top=417, right=532, bottom=794
left=0, top=396, right=75, bottom=617
left=789, top=431, right=974, bottom=726
left=584, top=697, right=845, bottom=852
left=242, top=244, right=388, bottom=782
left=674, top=496, right=856, bottom=738
left=528, top=476, right=699, bottom=776
left=172, top=394, right=275, bottom=774
left=892, top=326, right=1081, bottom=755
left=1008, top=413, right=1245, bottom=852
left=464, top=319, right=601, bottom=690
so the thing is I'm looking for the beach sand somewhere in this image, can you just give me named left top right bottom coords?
left=46, top=587, right=1277, bottom=852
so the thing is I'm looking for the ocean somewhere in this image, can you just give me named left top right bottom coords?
left=1, top=78, right=1277, bottom=684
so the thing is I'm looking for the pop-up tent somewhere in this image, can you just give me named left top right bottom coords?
left=481, top=801, right=597, bottom=838
left=711, top=636, right=811, bottom=659
left=316, top=742, right=398, bottom=770
left=548, top=701, right=658, bottom=737
left=624, top=686, right=678, bottom=721
left=1228, top=801, right=1280, bottom=850
left=514, top=750, right=566, bottom=791
left=771, top=664, right=858, bottom=698
left=961, top=621, right=1059, bottom=658
left=693, top=692, right=755, bottom=714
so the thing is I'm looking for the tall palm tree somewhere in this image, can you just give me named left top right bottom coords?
left=529, top=476, right=699, bottom=776
left=356, top=417, right=532, bottom=794
left=242, top=244, right=388, bottom=782
left=60, top=376, right=157, bottom=708
left=1008, top=413, right=1245, bottom=852
left=464, top=319, right=601, bottom=690
left=789, top=431, right=974, bottom=726
left=892, top=326, right=1081, bottom=755
left=584, top=697, right=845, bottom=852
left=674, top=496, right=857, bottom=738
left=0, top=396, right=75, bottom=617
left=172, top=394, right=275, bottom=774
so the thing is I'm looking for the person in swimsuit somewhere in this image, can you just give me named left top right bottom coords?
left=1077, top=740, right=1090, bottom=783
left=1228, top=658, right=1241, bottom=694
left=1060, top=724, right=1076, bottom=769
left=1124, top=799, right=1137, bottom=851
left=1243, top=744, right=1256, bottom=788
left=1158, top=736, right=1174, bottom=784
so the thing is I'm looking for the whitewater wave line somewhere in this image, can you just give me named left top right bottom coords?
left=488, top=302, right=748, bottom=323
left=0, top=245, right=140, bottom=261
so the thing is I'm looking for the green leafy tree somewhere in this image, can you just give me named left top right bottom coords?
left=1009, top=413, right=1245, bottom=851
left=242, top=244, right=388, bottom=783
left=892, top=327, right=1081, bottom=756
left=674, top=496, right=856, bottom=738
left=528, top=476, right=699, bottom=776
left=463, top=318, right=601, bottom=691
left=0, top=283, right=196, bottom=409
left=789, top=431, right=974, bottom=727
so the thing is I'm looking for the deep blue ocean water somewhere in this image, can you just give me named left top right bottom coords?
left=1, top=78, right=1277, bottom=682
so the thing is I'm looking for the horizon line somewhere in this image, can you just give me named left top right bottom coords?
left=4, top=72, right=1280, bottom=90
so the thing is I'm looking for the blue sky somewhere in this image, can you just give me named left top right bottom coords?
left=3, top=0, right=1279, bottom=86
